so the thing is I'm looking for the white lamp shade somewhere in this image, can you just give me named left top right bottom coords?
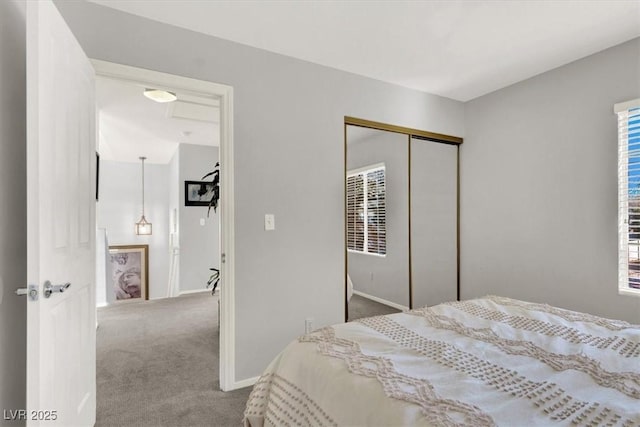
left=135, top=216, right=152, bottom=235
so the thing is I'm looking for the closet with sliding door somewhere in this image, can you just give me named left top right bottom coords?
left=345, top=117, right=462, bottom=321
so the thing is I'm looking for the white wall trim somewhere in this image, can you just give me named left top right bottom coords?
left=218, top=84, right=237, bottom=391
left=232, top=375, right=259, bottom=390
left=353, top=290, right=409, bottom=311
left=178, top=289, right=210, bottom=296
left=90, top=60, right=238, bottom=392
left=346, top=162, right=385, bottom=177
left=614, top=98, right=640, bottom=113
left=619, top=288, right=640, bottom=298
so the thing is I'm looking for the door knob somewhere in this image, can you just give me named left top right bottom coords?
left=43, top=281, right=71, bottom=298
left=15, top=284, right=39, bottom=301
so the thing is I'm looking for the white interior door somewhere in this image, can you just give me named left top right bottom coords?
left=26, top=1, right=96, bottom=425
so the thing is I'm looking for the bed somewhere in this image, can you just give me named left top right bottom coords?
left=243, top=296, right=640, bottom=426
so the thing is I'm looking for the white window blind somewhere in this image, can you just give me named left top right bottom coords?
left=616, top=98, right=640, bottom=296
left=347, top=173, right=364, bottom=252
left=347, top=165, right=386, bottom=256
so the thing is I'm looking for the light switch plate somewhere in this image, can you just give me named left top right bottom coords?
left=264, top=214, right=275, bottom=231
left=200, top=218, right=206, bottom=226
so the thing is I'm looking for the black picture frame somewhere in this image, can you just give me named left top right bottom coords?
left=185, top=180, right=215, bottom=206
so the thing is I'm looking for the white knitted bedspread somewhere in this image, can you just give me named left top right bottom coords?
left=244, top=296, right=640, bottom=426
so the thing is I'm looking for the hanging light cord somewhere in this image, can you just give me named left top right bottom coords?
left=140, top=156, right=146, bottom=217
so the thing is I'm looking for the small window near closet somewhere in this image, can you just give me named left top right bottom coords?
left=616, top=98, right=640, bottom=297
left=347, top=164, right=386, bottom=256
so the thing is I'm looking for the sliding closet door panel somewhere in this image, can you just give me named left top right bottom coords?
left=347, top=126, right=409, bottom=309
left=411, top=139, right=457, bottom=308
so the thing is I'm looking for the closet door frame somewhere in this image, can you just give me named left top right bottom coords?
left=344, top=116, right=463, bottom=322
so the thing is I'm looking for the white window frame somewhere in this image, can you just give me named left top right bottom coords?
left=347, top=163, right=386, bottom=257
left=616, top=98, right=640, bottom=297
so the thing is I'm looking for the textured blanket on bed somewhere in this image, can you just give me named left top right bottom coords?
left=243, top=296, right=640, bottom=426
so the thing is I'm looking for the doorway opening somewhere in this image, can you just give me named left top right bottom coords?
left=92, top=60, right=237, bottom=393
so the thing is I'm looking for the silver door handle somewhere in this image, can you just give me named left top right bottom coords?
left=43, top=281, right=71, bottom=298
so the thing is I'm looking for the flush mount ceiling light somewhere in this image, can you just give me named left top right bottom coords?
left=135, top=156, right=152, bottom=235
left=143, top=88, right=177, bottom=103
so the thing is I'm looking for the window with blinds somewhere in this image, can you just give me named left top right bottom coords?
left=347, top=164, right=386, bottom=256
left=616, top=98, right=640, bottom=296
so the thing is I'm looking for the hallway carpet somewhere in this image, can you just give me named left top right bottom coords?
left=96, top=293, right=251, bottom=427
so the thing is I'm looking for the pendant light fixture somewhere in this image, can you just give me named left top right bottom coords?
left=143, top=88, right=177, bottom=103
left=135, top=156, right=152, bottom=235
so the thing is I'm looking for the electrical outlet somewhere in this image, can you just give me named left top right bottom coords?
left=305, top=318, right=314, bottom=334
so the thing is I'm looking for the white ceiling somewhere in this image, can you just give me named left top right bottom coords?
left=96, top=77, right=219, bottom=164
left=89, top=0, right=640, bottom=102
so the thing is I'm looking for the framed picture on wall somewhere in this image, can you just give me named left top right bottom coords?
left=108, top=245, right=149, bottom=302
left=185, top=180, right=215, bottom=206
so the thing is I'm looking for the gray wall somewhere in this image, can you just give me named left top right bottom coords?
left=0, top=0, right=26, bottom=423
left=461, top=38, right=640, bottom=323
left=97, top=160, right=170, bottom=300
left=178, top=144, right=219, bottom=293
left=54, top=0, right=465, bottom=381
left=347, top=128, right=409, bottom=307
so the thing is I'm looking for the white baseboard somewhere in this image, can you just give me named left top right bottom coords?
left=179, top=289, right=211, bottom=296
left=230, top=375, right=259, bottom=390
left=353, top=290, right=409, bottom=311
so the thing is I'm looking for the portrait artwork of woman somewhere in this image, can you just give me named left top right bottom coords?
left=108, top=246, right=147, bottom=302
left=115, top=267, right=142, bottom=300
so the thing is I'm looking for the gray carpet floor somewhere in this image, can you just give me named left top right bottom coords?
left=348, top=293, right=401, bottom=321
left=96, top=292, right=399, bottom=426
left=96, top=293, right=251, bottom=427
